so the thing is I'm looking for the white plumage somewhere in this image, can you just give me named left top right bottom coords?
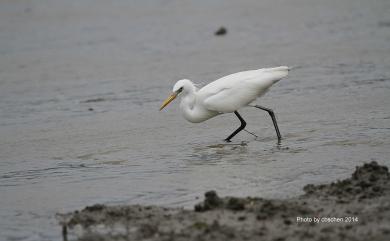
left=160, top=66, right=289, bottom=141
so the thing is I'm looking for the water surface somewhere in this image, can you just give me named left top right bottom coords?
left=0, top=0, right=390, bottom=240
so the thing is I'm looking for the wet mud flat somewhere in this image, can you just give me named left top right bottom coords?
left=59, top=161, right=390, bottom=241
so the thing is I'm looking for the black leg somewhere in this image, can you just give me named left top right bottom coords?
left=225, top=111, right=247, bottom=142
left=253, top=105, right=282, bottom=140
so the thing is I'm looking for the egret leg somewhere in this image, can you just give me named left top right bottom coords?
left=253, top=105, right=282, bottom=140
left=225, top=111, right=246, bottom=142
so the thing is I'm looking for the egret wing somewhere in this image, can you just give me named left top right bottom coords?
left=202, top=83, right=259, bottom=113
left=199, top=67, right=289, bottom=113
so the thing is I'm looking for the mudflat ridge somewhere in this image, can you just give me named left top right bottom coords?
left=59, top=161, right=390, bottom=241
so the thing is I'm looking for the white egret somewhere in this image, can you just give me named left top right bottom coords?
left=160, top=66, right=290, bottom=142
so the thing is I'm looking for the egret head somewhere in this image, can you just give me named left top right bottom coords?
left=159, top=79, right=192, bottom=111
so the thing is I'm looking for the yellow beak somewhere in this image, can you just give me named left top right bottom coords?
left=159, top=93, right=177, bottom=110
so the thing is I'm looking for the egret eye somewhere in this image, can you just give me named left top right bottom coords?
left=178, top=87, right=183, bottom=92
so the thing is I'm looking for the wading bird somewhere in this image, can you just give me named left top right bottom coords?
left=159, top=66, right=289, bottom=142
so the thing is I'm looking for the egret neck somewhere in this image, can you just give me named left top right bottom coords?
left=179, top=80, right=219, bottom=123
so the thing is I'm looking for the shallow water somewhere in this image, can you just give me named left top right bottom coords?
left=1, top=0, right=390, bottom=240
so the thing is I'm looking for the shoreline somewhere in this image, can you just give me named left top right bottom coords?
left=59, top=161, right=390, bottom=241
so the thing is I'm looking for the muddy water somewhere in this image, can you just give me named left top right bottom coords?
left=0, top=0, right=389, bottom=240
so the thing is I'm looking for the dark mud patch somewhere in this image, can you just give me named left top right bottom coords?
left=81, top=98, right=106, bottom=103
left=303, top=162, right=389, bottom=202
left=378, top=21, right=390, bottom=28
left=58, top=161, right=390, bottom=241
left=214, top=27, right=227, bottom=36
